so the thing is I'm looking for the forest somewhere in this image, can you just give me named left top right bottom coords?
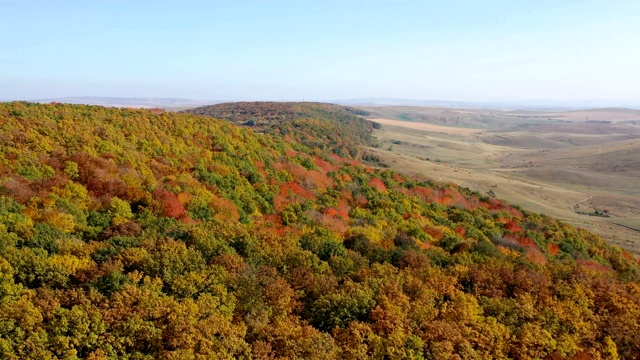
left=182, top=102, right=374, bottom=159
left=0, top=101, right=639, bottom=359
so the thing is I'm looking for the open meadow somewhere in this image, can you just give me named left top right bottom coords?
left=361, top=106, right=640, bottom=256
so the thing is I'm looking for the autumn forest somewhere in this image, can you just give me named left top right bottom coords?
left=0, top=101, right=639, bottom=359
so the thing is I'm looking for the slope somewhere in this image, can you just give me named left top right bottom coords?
left=0, top=102, right=638, bottom=359
left=183, top=101, right=375, bottom=159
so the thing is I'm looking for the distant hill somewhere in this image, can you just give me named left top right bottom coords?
left=337, top=97, right=486, bottom=108
left=359, top=105, right=640, bottom=130
left=183, top=102, right=376, bottom=159
left=33, top=96, right=217, bottom=109
left=0, top=101, right=638, bottom=358
left=30, top=96, right=640, bottom=111
left=337, top=98, right=640, bottom=111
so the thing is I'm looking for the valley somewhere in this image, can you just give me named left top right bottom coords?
left=360, top=106, right=640, bottom=255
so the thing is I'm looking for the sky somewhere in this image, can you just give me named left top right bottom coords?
left=1, top=0, right=639, bottom=104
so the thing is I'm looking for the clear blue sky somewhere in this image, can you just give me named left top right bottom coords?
left=1, top=0, right=639, bottom=103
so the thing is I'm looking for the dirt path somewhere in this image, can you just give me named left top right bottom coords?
left=571, top=195, right=592, bottom=213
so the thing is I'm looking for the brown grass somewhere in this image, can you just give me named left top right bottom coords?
left=370, top=118, right=481, bottom=135
left=365, top=107, right=640, bottom=256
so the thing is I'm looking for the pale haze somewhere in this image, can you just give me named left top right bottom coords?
left=1, top=0, right=639, bottom=105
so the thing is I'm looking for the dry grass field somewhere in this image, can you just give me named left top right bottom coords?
left=362, top=106, right=640, bottom=256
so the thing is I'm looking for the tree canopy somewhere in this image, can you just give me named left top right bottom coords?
left=0, top=101, right=638, bottom=359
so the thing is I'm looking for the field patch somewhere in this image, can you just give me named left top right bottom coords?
left=366, top=106, right=640, bottom=255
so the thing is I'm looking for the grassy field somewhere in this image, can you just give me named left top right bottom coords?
left=607, top=218, right=640, bottom=232
left=363, top=107, right=640, bottom=256
left=362, top=106, right=640, bottom=127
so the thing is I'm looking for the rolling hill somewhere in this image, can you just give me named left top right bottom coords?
left=182, top=102, right=375, bottom=159
left=0, top=101, right=638, bottom=359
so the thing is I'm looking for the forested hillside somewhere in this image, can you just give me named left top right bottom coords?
left=182, top=102, right=374, bottom=159
left=0, top=101, right=639, bottom=359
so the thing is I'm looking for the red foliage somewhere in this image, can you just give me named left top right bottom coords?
left=508, top=206, right=524, bottom=219
left=275, top=161, right=313, bottom=185
left=340, top=174, right=352, bottom=183
left=252, top=215, right=292, bottom=237
left=484, top=197, right=524, bottom=218
left=318, top=214, right=348, bottom=236
left=576, top=259, right=612, bottom=272
left=354, top=193, right=368, bottom=208
left=547, top=243, right=561, bottom=255
left=454, top=226, right=466, bottom=238
left=273, top=195, right=288, bottom=212
left=517, top=236, right=536, bottom=247
left=86, top=168, right=128, bottom=200
left=101, top=152, right=117, bottom=161
left=482, top=198, right=504, bottom=211
left=280, top=182, right=315, bottom=199
left=424, top=225, right=444, bottom=241
left=73, top=152, right=128, bottom=199
left=1, top=177, right=35, bottom=204
left=303, top=170, right=334, bottom=190
left=323, top=201, right=349, bottom=220
left=412, top=186, right=434, bottom=202
left=324, top=208, right=341, bottom=218
left=454, top=195, right=471, bottom=209
left=254, top=160, right=268, bottom=178
left=504, top=233, right=535, bottom=247
left=262, top=213, right=283, bottom=226
left=340, top=189, right=354, bottom=202
left=153, top=189, right=187, bottom=219
left=326, top=154, right=350, bottom=166
left=434, top=188, right=456, bottom=206
left=430, top=187, right=473, bottom=209
left=100, top=221, right=142, bottom=240
left=273, top=182, right=316, bottom=211
left=465, top=196, right=481, bottom=209
left=392, top=173, right=405, bottom=183
left=313, top=157, right=339, bottom=173
left=330, top=153, right=348, bottom=163
left=369, top=178, right=387, bottom=192
left=526, top=247, right=548, bottom=265
left=285, top=149, right=297, bottom=157
left=503, top=220, right=524, bottom=234
left=622, top=251, right=635, bottom=261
